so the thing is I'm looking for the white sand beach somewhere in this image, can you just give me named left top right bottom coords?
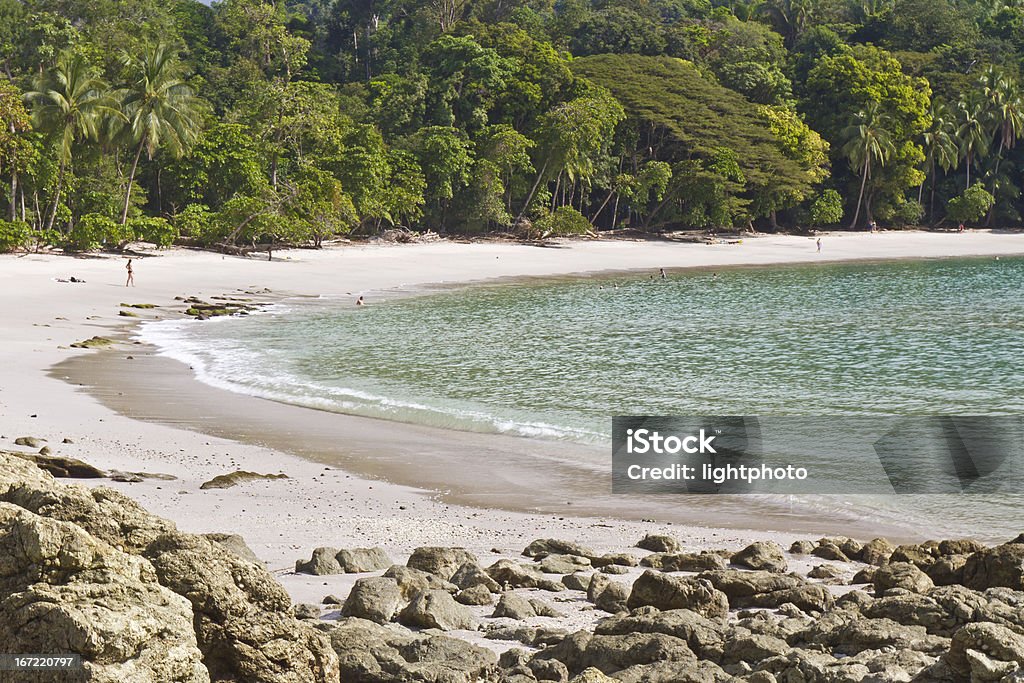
left=1, top=230, right=1022, bottom=611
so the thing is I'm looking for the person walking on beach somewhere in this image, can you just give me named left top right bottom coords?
left=816, top=238, right=822, bottom=253
left=125, top=258, right=134, bottom=287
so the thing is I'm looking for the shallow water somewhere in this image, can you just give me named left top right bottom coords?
left=141, top=256, right=1024, bottom=540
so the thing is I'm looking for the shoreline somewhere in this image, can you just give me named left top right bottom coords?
left=3, top=232, right=1023, bottom=606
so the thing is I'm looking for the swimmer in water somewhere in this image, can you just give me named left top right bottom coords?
left=356, top=295, right=364, bottom=306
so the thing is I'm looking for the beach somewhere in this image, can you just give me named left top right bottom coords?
left=2, top=229, right=1023, bottom=612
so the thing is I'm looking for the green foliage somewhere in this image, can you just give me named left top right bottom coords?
left=64, top=213, right=132, bottom=252
left=535, top=206, right=592, bottom=237
left=0, top=219, right=29, bottom=252
left=127, top=216, right=177, bottom=248
left=810, top=189, right=844, bottom=226
left=947, top=184, right=996, bottom=224
left=174, top=204, right=216, bottom=242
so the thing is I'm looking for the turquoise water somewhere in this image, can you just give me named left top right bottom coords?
left=142, top=256, right=1024, bottom=538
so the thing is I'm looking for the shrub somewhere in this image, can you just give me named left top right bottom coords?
left=947, top=184, right=995, bottom=225
left=0, top=220, right=30, bottom=252
left=534, top=206, right=593, bottom=237
left=64, top=214, right=133, bottom=252
left=128, top=216, right=178, bottom=248
left=809, top=189, right=843, bottom=226
left=175, top=203, right=229, bottom=245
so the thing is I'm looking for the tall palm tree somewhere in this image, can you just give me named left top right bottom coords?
left=758, top=0, right=814, bottom=45
left=920, top=101, right=958, bottom=222
left=956, top=93, right=992, bottom=190
left=25, top=52, right=113, bottom=231
left=980, top=69, right=1024, bottom=195
left=114, top=41, right=204, bottom=224
left=842, top=102, right=896, bottom=229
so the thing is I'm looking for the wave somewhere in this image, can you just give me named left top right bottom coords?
left=138, top=316, right=607, bottom=445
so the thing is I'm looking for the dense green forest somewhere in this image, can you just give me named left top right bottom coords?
left=1, top=0, right=1023, bottom=252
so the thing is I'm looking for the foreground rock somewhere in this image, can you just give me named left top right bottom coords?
left=4, top=449, right=106, bottom=478
left=200, top=470, right=289, bottom=489
left=296, top=546, right=392, bottom=575
left=0, top=451, right=340, bottom=682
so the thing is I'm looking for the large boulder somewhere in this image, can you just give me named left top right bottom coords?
left=626, top=571, right=729, bottom=619
left=962, top=543, right=1024, bottom=591
left=594, top=609, right=727, bottom=660
left=450, top=561, right=501, bottom=593
left=382, top=565, right=457, bottom=599
left=295, top=547, right=343, bottom=576
left=398, top=589, right=475, bottom=631
left=523, top=539, right=596, bottom=559
left=578, top=633, right=696, bottom=676
left=337, top=547, right=392, bottom=573
left=330, top=617, right=496, bottom=682
left=858, top=537, right=896, bottom=565
left=487, top=559, right=564, bottom=591
left=0, top=503, right=209, bottom=683
left=945, top=622, right=1024, bottom=680
left=406, top=547, right=478, bottom=581
left=731, top=541, right=787, bottom=573
left=0, top=451, right=340, bottom=683
left=873, top=562, right=935, bottom=594
left=341, top=577, right=403, bottom=624
left=636, top=534, right=681, bottom=553
left=203, top=532, right=261, bottom=564
left=538, top=554, right=591, bottom=574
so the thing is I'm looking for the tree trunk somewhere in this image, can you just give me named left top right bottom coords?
left=45, top=161, right=66, bottom=232
left=591, top=189, right=615, bottom=224
left=9, top=172, right=16, bottom=222
left=516, top=158, right=549, bottom=223
left=849, top=158, right=869, bottom=230
left=120, top=139, right=146, bottom=225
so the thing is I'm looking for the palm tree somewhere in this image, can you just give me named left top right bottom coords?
left=980, top=68, right=1024, bottom=195
left=956, top=94, right=992, bottom=190
left=758, top=0, right=814, bottom=45
left=842, top=102, right=896, bottom=229
left=920, top=101, right=958, bottom=222
left=114, top=42, right=204, bottom=224
left=25, top=52, right=113, bottom=231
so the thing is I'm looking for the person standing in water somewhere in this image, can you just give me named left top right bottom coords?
left=659, top=268, right=667, bottom=279
left=125, top=258, right=134, bottom=287
left=355, top=295, right=364, bottom=306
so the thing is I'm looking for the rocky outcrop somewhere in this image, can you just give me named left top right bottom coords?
left=636, top=534, right=681, bottom=553
left=626, top=570, right=729, bottom=619
left=731, top=541, right=787, bottom=573
left=296, top=546, right=392, bottom=575
left=406, top=547, right=478, bottom=581
left=962, top=542, right=1024, bottom=591
left=0, top=451, right=339, bottom=683
left=398, top=589, right=475, bottom=630
left=199, top=470, right=288, bottom=489
left=341, top=577, right=403, bottom=624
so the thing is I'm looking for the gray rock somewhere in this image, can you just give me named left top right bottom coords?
left=659, top=552, right=727, bottom=573
left=342, top=577, right=403, bottom=624
left=524, top=539, right=596, bottom=559
left=488, top=559, right=565, bottom=591
left=594, top=581, right=629, bottom=613
left=331, top=617, right=496, bottom=682
left=811, top=543, right=850, bottom=562
left=580, top=632, right=697, bottom=675
left=199, top=470, right=288, bottom=489
left=699, top=570, right=833, bottom=612
left=594, top=608, right=727, bottom=659
left=938, top=538, right=985, bottom=556
left=626, top=570, right=729, bottom=619
left=322, top=594, right=343, bottom=605
left=945, top=621, right=1024, bottom=679
left=451, top=561, right=502, bottom=592
left=852, top=566, right=877, bottom=584
left=874, top=562, right=935, bottom=594
left=337, top=546, right=392, bottom=573
left=539, top=553, right=592, bottom=574
left=789, top=540, right=815, bottom=555
left=13, top=436, right=44, bottom=448
left=456, top=584, right=494, bottom=606
left=722, top=634, right=790, bottom=665
left=0, top=502, right=209, bottom=683
left=599, top=564, right=629, bottom=575
left=494, top=592, right=540, bottom=620
left=294, top=603, right=321, bottom=620
left=568, top=668, right=616, bottom=683
left=383, top=564, right=458, bottom=599
left=590, top=553, right=638, bottom=568
left=399, top=589, right=475, bottom=631
left=407, top=547, right=479, bottom=581
left=926, top=554, right=968, bottom=586
left=731, top=541, right=788, bottom=573
left=963, top=542, right=1024, bottom=591
left=203, top=532, right=260, bottom=564
left=562, top=573, right=593, bottom=591
left=295, top=546, right=343, bottom=575
left=5, top=449, right=106, bottom=478
left=807, top=564, right=843, bottom=580
left=530, top=658, right=570, bottom=681
left=859, top=537, right=896, bottom=565
left=637, top=534, right=681, bottom=553
left=795, top=614, right=948, bottom=656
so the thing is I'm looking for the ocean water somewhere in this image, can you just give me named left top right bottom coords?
left=141, top=256, right=1024, bottom=539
